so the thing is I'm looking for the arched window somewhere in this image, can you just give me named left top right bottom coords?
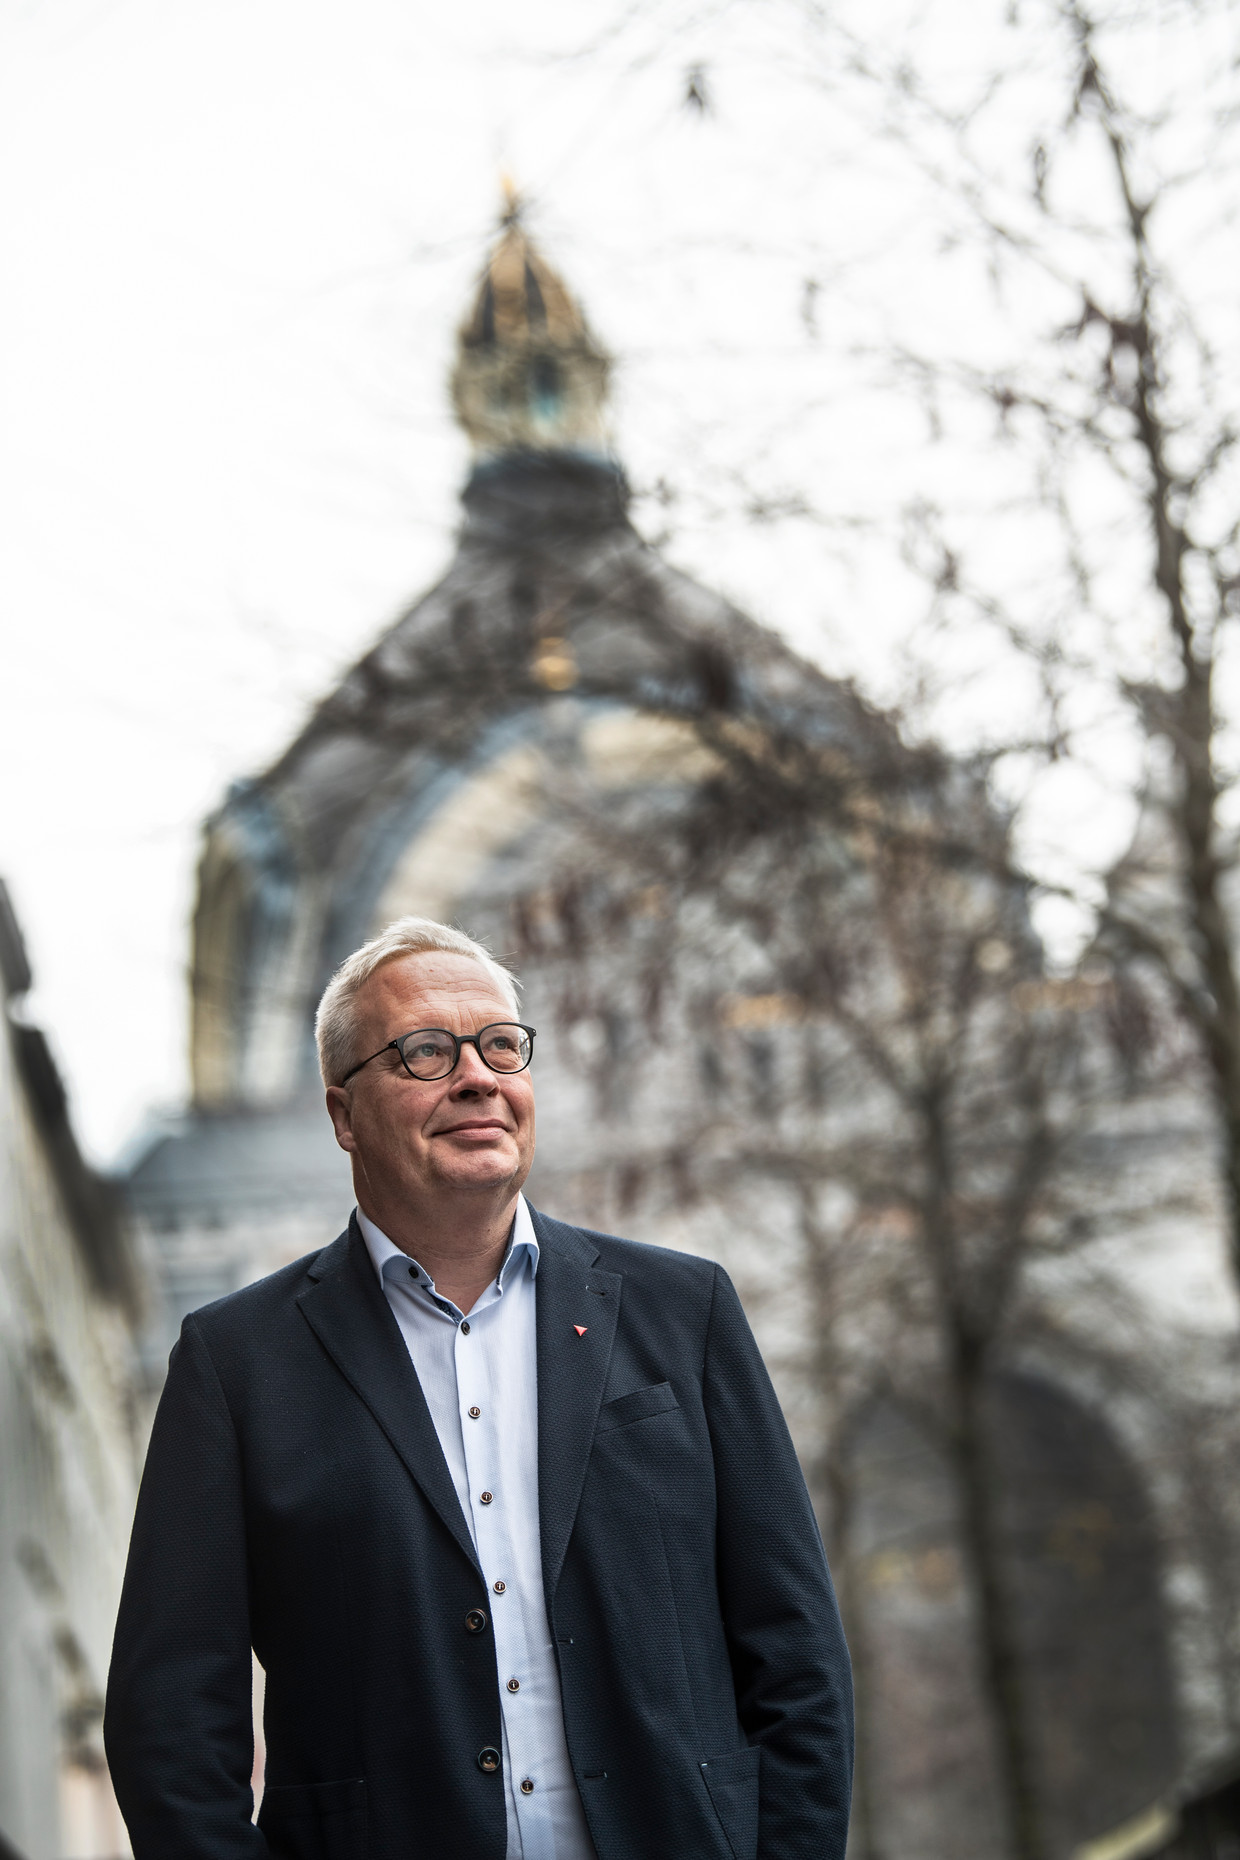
left=846, top=1375, right=1178, bottom=1858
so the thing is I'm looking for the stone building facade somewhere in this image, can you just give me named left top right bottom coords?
left=0, top=882, right=140, bottom=1860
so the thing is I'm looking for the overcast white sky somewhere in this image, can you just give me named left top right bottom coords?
left=1, top=0, right=1234, bottom=1161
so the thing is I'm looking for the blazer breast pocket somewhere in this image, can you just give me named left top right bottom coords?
left=596, top=1380, right=680, bottom=1433
left=258, top=1777, right=367, bottom=1860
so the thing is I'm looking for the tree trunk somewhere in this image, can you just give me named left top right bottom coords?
left=1169, top=660, right=1240, bottom=1294
left=801, top=1197, right=884, bottom=1860
left=947, top=1337, right=1045, bottom=1860
left=1088, top=24, right=1240, bottom=1293
left=820, top=1440, right=884, bottom=1860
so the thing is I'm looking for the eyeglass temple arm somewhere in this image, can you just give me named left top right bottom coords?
left=338, top=1039, right=399, bottom=1086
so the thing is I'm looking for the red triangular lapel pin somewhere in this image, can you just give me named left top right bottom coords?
left=573, top=1325, right=588, bottom=1337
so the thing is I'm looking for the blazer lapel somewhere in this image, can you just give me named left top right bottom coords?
left=530, top=1208, right=622, bottom=1601
left=296, top=1217, right=481, bottom=1578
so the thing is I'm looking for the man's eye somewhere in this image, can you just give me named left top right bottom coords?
left=409, top=1042, right=442, bottom=1060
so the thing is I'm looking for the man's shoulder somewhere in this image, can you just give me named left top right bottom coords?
left=185, top=1229, right=349, bottom=1341
left=531, top=1207, right=721, bottom=1291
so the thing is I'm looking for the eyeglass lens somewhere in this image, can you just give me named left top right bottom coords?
left=397, top=1024, right=532, bottom=1080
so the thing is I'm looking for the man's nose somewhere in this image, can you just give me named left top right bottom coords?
left=450, top=1041, right=498, bottom=1092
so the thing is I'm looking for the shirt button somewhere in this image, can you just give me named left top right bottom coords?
left=507, top=1678, right=520, bottom=1693
left=493, top=1580, right=507, bottom=1594
left=460, top=1321, right=471, bottom=1335
left=468, top=1406, right=481, bottom=1419
left=480, top=1490, right=493, bottom=1505
left=464, top=1609, right=488, bottom=1634
left=520, top=1778, right=535, bottom=1795
left=478, top=1748, right=501, bottom=1774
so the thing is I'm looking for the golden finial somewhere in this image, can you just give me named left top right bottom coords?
left=499, top=170, right=522, bottom=228
left=451, top=187, right=612, bottom=458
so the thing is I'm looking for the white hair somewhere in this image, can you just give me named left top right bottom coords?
left=315, top=916, right=521, bottom=1087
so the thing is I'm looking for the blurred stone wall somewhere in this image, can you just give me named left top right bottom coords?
left=0, top=883, right=140, bottom=1860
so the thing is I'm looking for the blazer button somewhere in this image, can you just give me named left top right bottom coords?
left=477, top=1747, right=501, bottom=1774
left=465, top=1609, right=488, bottom=1634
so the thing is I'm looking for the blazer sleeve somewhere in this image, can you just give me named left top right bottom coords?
left=702, top=1264, right=854, bottom=1860
left=105, top=1313, right=268, bottom=1860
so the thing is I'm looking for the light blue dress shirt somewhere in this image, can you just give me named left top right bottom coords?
left=358, top=1198, right=595, bottom=1860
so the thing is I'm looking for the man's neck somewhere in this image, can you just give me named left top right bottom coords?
left=356, top=1185, right=520, bottom=1314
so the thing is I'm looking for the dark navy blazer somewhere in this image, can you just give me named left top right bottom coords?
left=104, top=1208, right=853, bottom=1860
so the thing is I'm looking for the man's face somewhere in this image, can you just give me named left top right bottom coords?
left=325, top=952, right=535, bottom=1207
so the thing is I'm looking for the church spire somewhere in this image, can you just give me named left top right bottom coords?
left=450, top=191, right=611, bottom=460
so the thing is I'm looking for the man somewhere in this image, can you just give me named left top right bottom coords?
left=105, top=917, right=852, bottom=1860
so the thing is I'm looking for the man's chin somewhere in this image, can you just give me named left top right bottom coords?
left=429, top=1151, right=523, bottom=1194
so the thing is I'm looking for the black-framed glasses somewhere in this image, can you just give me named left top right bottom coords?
left=340, top=1022, right=536, bottom=1086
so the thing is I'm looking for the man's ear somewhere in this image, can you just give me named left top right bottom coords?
left=325, top=1086, right=359, bottom=1153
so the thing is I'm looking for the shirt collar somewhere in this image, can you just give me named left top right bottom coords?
left=356, top=1194, right=539, bottom=1298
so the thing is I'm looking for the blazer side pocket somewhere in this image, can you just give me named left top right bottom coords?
left=258, top=1777, right=367, bottom=1860
left=595, top=1380, right=680, bottom=1433
left=700, top=1746, right=761, bottom=1860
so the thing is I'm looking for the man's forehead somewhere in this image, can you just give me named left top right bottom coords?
left=363, top=952, right=511, bottom=1017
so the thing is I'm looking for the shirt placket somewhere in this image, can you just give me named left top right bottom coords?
left=455, top=1284, right=551, bottom=1859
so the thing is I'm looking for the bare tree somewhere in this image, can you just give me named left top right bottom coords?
left=792, top=0, right=1240, bottom=1291
left=1059, top=1, right=1240, bottom=1293
left=508, top=703, right=1147, bottom=1860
